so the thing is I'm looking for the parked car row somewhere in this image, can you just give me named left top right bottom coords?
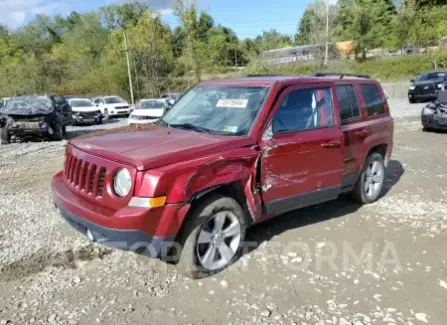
left=0, top=92, right=183, bottom=144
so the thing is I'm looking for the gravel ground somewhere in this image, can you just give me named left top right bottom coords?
left=1, top=101, right=446, bottom=325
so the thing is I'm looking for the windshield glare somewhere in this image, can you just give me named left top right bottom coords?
left=70, top=99, right=94, bottom=107
left=162, top=85, right=269, bottom=135
left=105, top=96, right=125, bottom=104
left=139, top=101, right=166, bottom=109
left=5, top=96, right=52, bottom=110
left=417, top=72, right=446, bottom=82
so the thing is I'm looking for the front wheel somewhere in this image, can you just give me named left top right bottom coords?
left=51, top=123, right=64, bottom=141
left=103, top=109, right=109, bottom=120
left=0, top=128, right=10, bottom=145
left=351, top=153, right=386, bottom=204
left=177, top=194, right=248, bottom=279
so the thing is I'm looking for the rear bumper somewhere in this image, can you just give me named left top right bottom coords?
left=52, top=171, right=190, bottom=257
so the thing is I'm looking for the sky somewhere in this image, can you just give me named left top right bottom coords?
left=0, top=0, right=337, bottom=38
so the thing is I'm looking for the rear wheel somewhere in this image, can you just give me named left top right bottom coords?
left=351, top=153, right=385, bottom=204
left=177, top=194, right=248, bottom=279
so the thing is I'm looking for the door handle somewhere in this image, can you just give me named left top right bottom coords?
left=355, top=129, right=369, bottom=139
left=321, top=140, right=341, bottom=149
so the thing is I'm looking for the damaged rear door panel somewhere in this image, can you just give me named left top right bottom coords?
left=259, top=83, right=344, bottom=217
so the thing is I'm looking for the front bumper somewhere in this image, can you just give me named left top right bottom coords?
left=6, top=123, right=50, bottom=137
left=51, top=171, right=190, bottom=257
left=408, top=90, right=438, bottom=101
left=109, top=109, right=131, bottom=117
left=421, top=112, right=447, bottom=130
left=128, top=118, right=159, bottom=125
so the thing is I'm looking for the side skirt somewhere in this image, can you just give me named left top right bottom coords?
left=265, top=185, right=342, bottom=217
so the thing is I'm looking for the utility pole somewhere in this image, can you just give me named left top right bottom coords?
left=324, top=0, right=329, bottom=66
left=123, top=30, right=134, bottom=106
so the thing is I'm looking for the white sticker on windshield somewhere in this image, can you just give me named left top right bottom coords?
left=216, top=99, right=249, bottom=108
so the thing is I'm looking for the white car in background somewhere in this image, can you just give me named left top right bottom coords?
left=128, top=99, right=169, bottom=125
left=68, top=98, right=103, bottom=125
left=93, top=95, right=131, bottom=119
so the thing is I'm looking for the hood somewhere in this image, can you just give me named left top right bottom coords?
left=130, top=109, right=165, bottom=117
left=1, top=105, right=54, bottom=117
left=70, top=124, right=254, bottom=170
left=72, top=106, right=99, bottom=113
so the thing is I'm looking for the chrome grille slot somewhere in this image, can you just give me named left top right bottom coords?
left=89, top=165, right=97, bottom=195
left=98, top=168, right=107, bottom=197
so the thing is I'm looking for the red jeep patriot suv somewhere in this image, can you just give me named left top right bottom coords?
left=52, top=73, right=394, bottom=278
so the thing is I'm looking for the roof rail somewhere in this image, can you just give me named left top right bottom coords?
left=313, top=72, right=371, bottom=79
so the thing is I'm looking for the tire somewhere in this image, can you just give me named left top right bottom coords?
left=0, top=128, right=10, bottom=145
left=409, top=98, right=416, bottom=104
left=103, top=109, right=109, bottom=120
left=96, top=118, right=103, bottom=125
left=351, top=153, right=386, bottom=204
left=176, top=193, right=248, bottom=279
left=62, top=125, right=67, bottom=136
left=51, top=122, right=64, bottom=141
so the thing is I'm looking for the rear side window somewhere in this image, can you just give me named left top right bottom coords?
left=360, top=84, right=385, bottom=116
left=336, top=85, right=360, bottom=121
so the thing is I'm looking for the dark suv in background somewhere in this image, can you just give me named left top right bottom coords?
left=408, top=71, right=447, bottom=103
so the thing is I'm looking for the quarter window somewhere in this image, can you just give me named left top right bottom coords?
left=273, top=87, right=334, bottom=134
left=360, top=84, right=385, bottom=116
left=336, top=85, right=360, bottom=121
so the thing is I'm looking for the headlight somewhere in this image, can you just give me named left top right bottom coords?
left=437, top=83, right=444, bottom=89
left=423, top=107, right=435, bottom=115
left=114, top=168, right=132, bottom=197
left=409, top=85, right=416, bottom=90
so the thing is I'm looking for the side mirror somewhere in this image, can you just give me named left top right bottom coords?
left=410, top=79, right=414, bottom=83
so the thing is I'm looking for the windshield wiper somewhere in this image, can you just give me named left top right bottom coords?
left=168, top=123, right=213, bottom=134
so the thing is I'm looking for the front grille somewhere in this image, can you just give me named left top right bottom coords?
left=415, top=84, right=436, bottom=92
left=135, top=116, right=159, bottom=120
left=78, top=111, right=100, bottom=118
left=116, top=106, right=129, bottom=109
left=64, top=153, right=106, bottom=198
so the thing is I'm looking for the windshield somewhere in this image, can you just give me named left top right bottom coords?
left=139, top=101, right=166, bottom=109
left=161, top=85, right=269, bottom=135
left=70, top=99, right=94, bottom=107
left=416, top=72, right=446, bottom=82
left=104, top=96, right=125, bottom=104
left=5, top=96, right=52, bottom=110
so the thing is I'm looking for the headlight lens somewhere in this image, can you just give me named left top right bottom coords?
left=423, top=107, right=435, bottom=115
left=114, top=168, right=132, bottom=197
left=437, top=83, right=444, bottom=89
left=409, top=85, right=416, bottom=90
